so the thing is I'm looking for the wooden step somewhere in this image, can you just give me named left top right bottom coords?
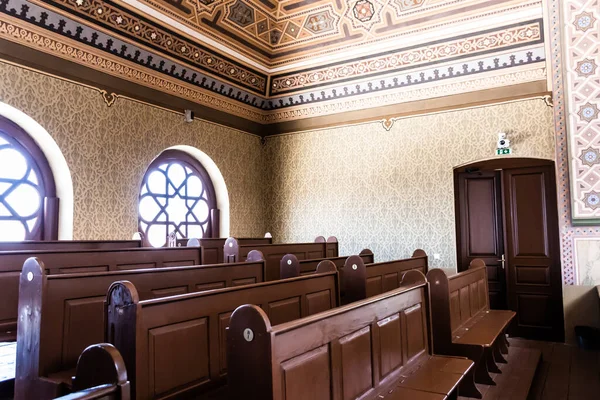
left=458, top=345, right=541, bottom=399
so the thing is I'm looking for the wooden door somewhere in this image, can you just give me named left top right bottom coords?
left=455, top=171, right=506, bottom=309
left=503, top=165, right=564, bottom=341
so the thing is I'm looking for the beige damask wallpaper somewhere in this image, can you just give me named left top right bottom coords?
left=0, top=61, right=266, bottom=240
left=264, top=99, right=556, bottom=270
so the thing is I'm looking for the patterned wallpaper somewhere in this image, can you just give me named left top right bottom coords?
left=0, top=61, right=266, bottom=240
left=264, top=99, right=556, bottom=269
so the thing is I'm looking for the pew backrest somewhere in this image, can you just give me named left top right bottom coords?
left=0, top=247, right=201, bottom=338
left=16, top=255, right=265, bottom=388
left=362, top=249, right=428, bottom=300
left=426, top=262, right=489, bottom=350
left=227, top=271, right=430, bottom=400
left=0, top=240, right=142, bottom=251
left=106, top=263, right=342, bottom=399
left=224, top=236, right=339, bottom=280
left=281, top=249, right=374, bottom=278
left=177, top=237, right=273, bottom=264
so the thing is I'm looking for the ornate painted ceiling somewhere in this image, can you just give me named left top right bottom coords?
left=0, top=0, right=549, bottom=128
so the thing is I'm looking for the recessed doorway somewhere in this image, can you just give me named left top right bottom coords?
left=454, top=158, right=564, bottom=342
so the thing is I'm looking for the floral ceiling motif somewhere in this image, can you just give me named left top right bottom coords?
left=30, top=0, right=544, bottom=69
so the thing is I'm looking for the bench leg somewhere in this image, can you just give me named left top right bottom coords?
left=498, top=334, right=509, bottom=355
left=458, top=371, right=482, bottom=399
left=485, top=348, right=501, bottom=374
left=493, top=341, right=507, bottom=364
left=503, top=332, right=510, bottom=348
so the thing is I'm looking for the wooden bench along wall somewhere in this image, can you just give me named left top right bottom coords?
left=279, top=249, right=374, bottom=278
left=426, top=260, right=516, bottom=395
left=281, top=249, right=427, bottom=304
left=179, top=237, right=273, bottom=264
left=53, top=344, right=130, bottom=400
left=227, top=270, right=476, bottom=400
left=224, top=236, right=339, bottom=281
left=106, top=262, right=349, bottom=399
left=0, top=240, right=142, bottom=251
left=0, top=247, right=202, bottom=341
left=15, top=252, right=266, bottom=400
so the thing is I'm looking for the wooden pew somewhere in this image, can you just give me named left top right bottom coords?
left=0, top=240, right=142, bottom=251
left=0, top=246, right=202, bottom=341
left=227, top=270, right=476, bottom=400
left=106, top=262, right=349, bottom=399
left=53, top=344, right=130, bottom=400
left=426, top=260, right=516, bottom=393
left=281, top=249, right=427, bottom=304
left=280, top=249, right=374, bottom=278
left=15, top=252, right=265, bottom=400
left=179, top=237, right=273, bottom=264
left=224, top=236, right=339, bottom=280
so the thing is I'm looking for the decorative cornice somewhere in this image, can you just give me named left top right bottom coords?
left=270, top=19, right=544, bottom=95
left=263, top=65, right=548, bottom=122
left=0, top=13, right=265, bottom=122
left=0, top=0, right=549, bottom=125
left=30, top=0, right=269, bottom=94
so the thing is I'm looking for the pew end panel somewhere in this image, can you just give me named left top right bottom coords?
left=53, top=343, right=131, bottom=400
left=226, top=305, right=273, bottom=399
left=342, top=255, right=367, bottom=304
left=15, top=257, right=57, bottom=400
left=223, top=237, right=239, bottom=263
left=280, top=254, right=300, bottom=280
left=106, top=281, right=139, bottom=399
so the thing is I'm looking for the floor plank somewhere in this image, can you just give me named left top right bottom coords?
left=541, top=343, right=571, bottom=400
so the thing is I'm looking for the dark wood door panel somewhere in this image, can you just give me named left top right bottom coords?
left=508, top=172, right=550, bottom=257
left=503, top=165, right=563, bottom=341
left=456, top=171, right=506, bottom=310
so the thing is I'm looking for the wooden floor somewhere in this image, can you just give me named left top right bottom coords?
left=459, top=338, right=600, bottom=400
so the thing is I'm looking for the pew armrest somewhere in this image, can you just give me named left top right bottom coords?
left=53, top=384, right=118, bottom=400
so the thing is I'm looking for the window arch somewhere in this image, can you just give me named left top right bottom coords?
left=0, top=116, right=58, bottom=241
left=138, top=149, right=220, bottom=247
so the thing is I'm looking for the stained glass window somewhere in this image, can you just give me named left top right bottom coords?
left=138, top=151, right=217, bottom=247
left=0, top=132, right=45, bottom=241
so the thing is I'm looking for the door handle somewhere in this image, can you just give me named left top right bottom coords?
left=496, top=254, right=505, bottom=270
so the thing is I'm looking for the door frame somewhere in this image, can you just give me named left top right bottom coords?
left=453, top=157, right=558, bottom=268
left=453, top=157, right=565, bottom=341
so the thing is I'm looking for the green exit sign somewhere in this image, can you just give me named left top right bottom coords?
left=496, top=148, right=512, bottom=155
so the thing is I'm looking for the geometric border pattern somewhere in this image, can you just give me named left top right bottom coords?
left=563, top=0, right=600, bottom=221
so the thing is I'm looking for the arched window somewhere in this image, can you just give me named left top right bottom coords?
left=0, top=116, right=58, bottom=241
left=138, top=150, right=219, bottom=247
